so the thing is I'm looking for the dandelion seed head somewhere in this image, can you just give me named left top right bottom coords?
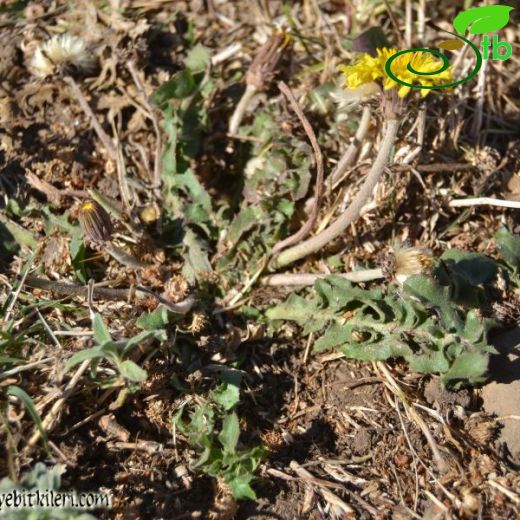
left=382, top=242, right=433, bottom=285
left=29, top=33, right=94, bottom=78
left=393, top=243, right=433, bottom=285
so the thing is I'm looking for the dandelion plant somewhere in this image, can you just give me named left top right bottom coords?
left=272, top=46, right=453, bottom=268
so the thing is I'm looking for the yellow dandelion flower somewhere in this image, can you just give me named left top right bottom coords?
left=338, top=54, right=383, bottom=90
left=339, top=47, right=452, bottom=99
left=380, top=48, right=452, bottom=98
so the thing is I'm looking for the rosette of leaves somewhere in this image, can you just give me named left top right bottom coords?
left=216, top=108, right=313, bottom=284
left=267, top=251, right=502, bottom=387
left=153, top=45, right=223, bottom=283
left=172, top=372, right=266, bottom=500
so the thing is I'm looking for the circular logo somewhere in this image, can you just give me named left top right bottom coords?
left=384, top=31, right=483, bottom=91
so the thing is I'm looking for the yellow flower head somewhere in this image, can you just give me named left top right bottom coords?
left=339, top=47, right=452, bottom=99
left=338, top=54, right=382, bottom=90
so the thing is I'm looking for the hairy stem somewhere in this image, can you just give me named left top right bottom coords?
left=262, top=268, right=384, bottom=286
left=105, top=244, right=147, bottom=269
left=228, top=84, right=258, bottom=135
left=328, top=105, right=372, bottom=190
left=272, top=118, right=400, bottom=269
left=271, top=81, right=324, bottom=256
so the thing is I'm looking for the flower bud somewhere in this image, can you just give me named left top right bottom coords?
left=78, top=200, right=113, bottom=243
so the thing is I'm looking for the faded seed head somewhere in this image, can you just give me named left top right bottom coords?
left=245, top=30, right=291, bottom=90
left=29, top=33, right=95, bottom=78
left=383, top=242, right=433, bottom=285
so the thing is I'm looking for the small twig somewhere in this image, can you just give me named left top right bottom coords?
left=26, top=172, right=88, bottom=201
left=488, top=479, right=520, bottom=505
left=302, top=332, right=313, bottom=364
left=211, top=42, right=242, bottom=66
left=392, top=394, right=460, bottom=509
left=377, top=362, right=448, bottom=473
left=495, top=415, right=520, bottom=421
left=394, top=394, right=421, bottom=510
left=126, top=60, right=163, bottom=198
left=24, top=276, right=195, bottom=314
left=60, top=408, right=107, bottom=436
left=405, top=0, right=412, bottom=48
left=112, top=124, right=133, bottom=215
left=322, top=465, right=378, bottom=516
left=37, top=310, right=61, bottom=349
left=4, top=255, right=34, bottom=322
left=64, top=76, right=117, bottom=161
left=262, top=268, right=384, bottom=287
left=226, top=256, right=268, bottom=307
left=449, top=197, right=520, bottom=209
left=383, top=0, right=405, bottom=48
left=417, top=0, right=426, bottom=45
left=423, top=489, right=448, bottom=512
left=0, top=358, right=54, bottom=380
left=25, top=171, right=62, bottom=205
left=471, top=57, right=488, bottom=141
left=106, top=440, right=164, bottom=454
left=288, top=461, right=345, bottom=491
left=27, top=358, right=91, bottom=448
left=87, top=278, right=95, bottom=320
left=416, top=106, right=426, bottom=151
left=340, top=377, right=383, bottom=390
left=267, top=468, right=295, bottom=481
left=394, top=163, right=474, bottom=174
left=289, top=461, right=355, bottom=514
left=272, top=118, right=400, bottom=268
left=105, top=244, right=147, bottom=269
left=272, top=81, right=324, bottom=256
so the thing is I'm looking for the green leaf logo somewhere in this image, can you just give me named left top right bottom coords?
left=453, top=5, right=514, bottom=35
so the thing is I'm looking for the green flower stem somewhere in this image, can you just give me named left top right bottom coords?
left=272, top=117, right=400, bottom=269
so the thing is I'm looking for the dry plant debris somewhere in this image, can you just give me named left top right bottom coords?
left=0, top=1, right=520, bottom=519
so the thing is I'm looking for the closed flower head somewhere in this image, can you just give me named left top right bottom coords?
left=30, top=33, right=94, bottom=78
left=78, top=200, right=113, bottom=243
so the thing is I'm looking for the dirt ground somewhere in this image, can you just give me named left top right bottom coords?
left=1, top=1, right=520, bottom=519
